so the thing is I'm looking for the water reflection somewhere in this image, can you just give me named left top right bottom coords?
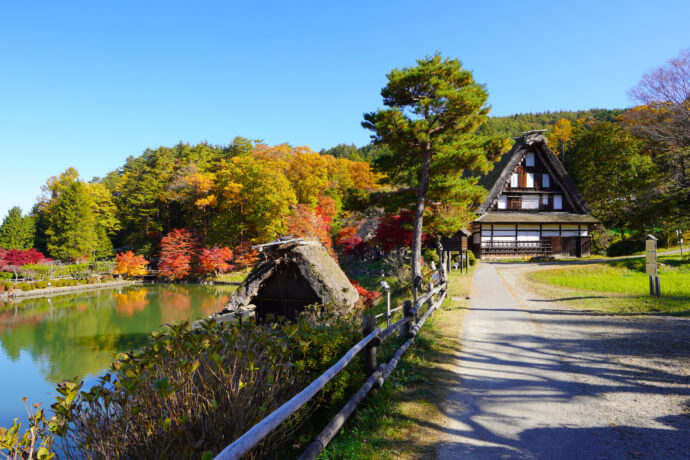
left=0, top=284, right=232, bottom=426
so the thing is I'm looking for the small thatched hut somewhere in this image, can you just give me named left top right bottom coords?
left=221, top=237, right=359, bottom=321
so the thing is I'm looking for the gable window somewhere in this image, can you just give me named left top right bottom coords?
left=525, top=152, right=535, bottom=167
left=554, top=195, right=563, bottom=210
left=497, top=195, right=507, bottom=209
left=542, top=173, right=550, bottom=188
left=510, top=173, right=518, bottom=187
left=525, top=172, right=534, bottom=188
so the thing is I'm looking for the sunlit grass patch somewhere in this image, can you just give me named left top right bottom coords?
left=527, top=255, right=690, bottom=315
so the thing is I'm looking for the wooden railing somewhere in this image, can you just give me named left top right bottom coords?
left=214, top=277, right=449, bottom=460
left=480, top=240, right=552, bottom=256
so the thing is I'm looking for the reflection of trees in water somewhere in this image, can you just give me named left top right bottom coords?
left=0, top=285, right=228, bottom=383
left=157, top=288, right=192, bottom=323
left=200, top=294, right=229, bottom=315
left=114, top=289, right=148, bottom=317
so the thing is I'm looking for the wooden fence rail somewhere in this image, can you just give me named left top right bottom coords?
left=214, top=277, right=448, bottom=460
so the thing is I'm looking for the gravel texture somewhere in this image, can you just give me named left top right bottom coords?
left=437, top=262, right=690, bottom=460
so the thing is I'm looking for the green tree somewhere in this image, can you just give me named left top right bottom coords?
left=45, top=180, right=99, bottom=261
left=566, top=121, right=656, bottom=230
left=0, top=207, right=35, bottom=249
left=363, top=54, right=507, bottom=281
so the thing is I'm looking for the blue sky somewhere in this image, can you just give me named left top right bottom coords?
left=1, top=0, right=688, bottom=219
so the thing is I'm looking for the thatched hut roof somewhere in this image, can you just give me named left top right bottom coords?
left=220, top=237, right=359, bottom=317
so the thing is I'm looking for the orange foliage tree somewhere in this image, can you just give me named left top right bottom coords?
left=285, top=204, right=333, bottom=252
left=233, top=241, right=260, bottom=270
left=113, top=251, right=149, bottom=278
left=198, top=247, right=234, bottom=277
left=158, top=228, right=200, bottom=280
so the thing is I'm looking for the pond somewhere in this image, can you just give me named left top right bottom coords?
left=0, top=283, right=233, bottom=427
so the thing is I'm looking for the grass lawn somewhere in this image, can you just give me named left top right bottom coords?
left=212, top=271, right=249, bottom=284
left=527, top=254, right=690, bottom=315
left=319, top=267, right=473, bottom=459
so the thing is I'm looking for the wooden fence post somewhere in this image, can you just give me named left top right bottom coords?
left=403, top=300, right=413, bottom=337
left=362, top=315, right=377, bottom=376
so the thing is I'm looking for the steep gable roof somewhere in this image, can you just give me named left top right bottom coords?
left=476, top=131, right=591, bottom=215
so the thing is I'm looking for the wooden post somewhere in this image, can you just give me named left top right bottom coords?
left=646, top=235, right=659, bottom=297
left=655, top=276, right=661, bottom=298
left=362, top=315, right=377, bottom=377
left=386, top=289, right=391, bottom=326
left=403, top=300, right=413, bottom=337
left=649, top=275, right=654, bottom=297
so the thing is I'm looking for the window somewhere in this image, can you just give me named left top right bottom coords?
left=522, top=195, right=539, bottom=209
left=497, top=195, right=507, bottom=209
left=525, top=152, right=535, bottom=166
left=542, top=194, right=549, bottom=206
left=554, top=195, right=563, bottom=210
left=542, top=173, right=550, bottom=188
left=525, top=172, right=534, bottom=188
left=510, top=173, right=518, bottom=187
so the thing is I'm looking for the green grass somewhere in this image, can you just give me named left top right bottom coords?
left=527, top=255, right=690, bottom=315
left=212, top=271, right=249, bottom=284
left=319, top=269, right=473, bottom=459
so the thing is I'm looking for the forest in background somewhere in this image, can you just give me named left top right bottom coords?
left=2, top=50, right=689, bottom=262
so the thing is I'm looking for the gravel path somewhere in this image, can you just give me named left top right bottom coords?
left=437, top=262, right=690, bottom=460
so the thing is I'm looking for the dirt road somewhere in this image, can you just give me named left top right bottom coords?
left=437, top=262, right=690, bottom=460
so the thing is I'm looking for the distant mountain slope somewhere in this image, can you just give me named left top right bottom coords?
left=480, top=108, right=624, bottom=137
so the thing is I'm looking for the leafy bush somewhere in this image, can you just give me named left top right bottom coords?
left=606, top=239, right=645, bottom=257
left=2, top=308, right=363, bottom=459
left=421, top=248, right=439, bottom=265
left=468, top=250, right=477, bottom=266
left=0, top=272, right=13, bottom=280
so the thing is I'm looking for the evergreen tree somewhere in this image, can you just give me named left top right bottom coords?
left=363, top=54, right=507, bottom=281
left=45, top=181, right=99, bottom=261
left=0, top=207, right=35, bottom=250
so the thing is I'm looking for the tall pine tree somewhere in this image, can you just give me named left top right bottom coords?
left=363, top=54, right=507, bottom=281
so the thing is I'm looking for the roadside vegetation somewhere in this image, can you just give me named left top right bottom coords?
left=320, top=267, right=473, bottom=459
left=527, top=254, right=690, bottom=315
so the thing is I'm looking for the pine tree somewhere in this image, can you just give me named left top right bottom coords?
left=45, top=181, right=99, bottom=261
left=0, top=207, right=35, bottom=250
left=363, top=54, right=508, bottom=281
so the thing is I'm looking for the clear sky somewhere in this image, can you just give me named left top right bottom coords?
left=1, top=0, right=688, bottom=219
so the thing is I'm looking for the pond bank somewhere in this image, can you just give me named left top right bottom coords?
left=0, top=279, right=142, bottom=303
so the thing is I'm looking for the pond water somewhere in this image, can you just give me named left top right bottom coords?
left=0, top=284, right=233, bottom=427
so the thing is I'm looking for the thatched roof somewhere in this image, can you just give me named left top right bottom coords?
left=476, top=132, right=592, bottom=215
left=221, top=238, right=359, bottom=314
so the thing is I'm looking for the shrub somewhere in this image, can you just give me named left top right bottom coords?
left=0, top=271, right=13, bottom=280
left=4, top=308, right=363, bottom=459
left=421, top=248, right=439, bottom=265
left=606, top=239, right=645, bottom=257
left=468, top=250, right=477, bottom=266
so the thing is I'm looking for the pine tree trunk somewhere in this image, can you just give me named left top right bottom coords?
left=411, top=150, right=431, bottom=284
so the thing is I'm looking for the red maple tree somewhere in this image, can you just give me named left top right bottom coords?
left=375, top=210, right=431, bottom=251
left=198, top=246, right=234, bottom=276
left=0, top=248, right=50, bottom=269
left=286, top=204, right=333, bottom=252
left=158, top=229, right=200, bottom=280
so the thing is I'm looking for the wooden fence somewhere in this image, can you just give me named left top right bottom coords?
left=214, top=275, right=449, bottom=460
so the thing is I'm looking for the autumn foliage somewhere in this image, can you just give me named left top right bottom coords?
left=113, top=251, right=149, bottom=278
left=335, top=224, right=366, bottom=255
left=158, top=229, right=200, bottom=280
left=349, top=279, right=381, bottom=307
left=285, top=204, right=333, bottom=252
left=375, top=210, right=431, bottom=251
left=0, top=248, right=50, bottom=270
left=233, top=241, right=259, bottom=269
left=198, top=247, right=234, bottom=276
